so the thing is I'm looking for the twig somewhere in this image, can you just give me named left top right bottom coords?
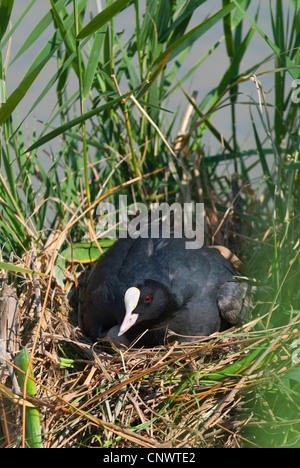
left=174, top=90, right=198, bottom=155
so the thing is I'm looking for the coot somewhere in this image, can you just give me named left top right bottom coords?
left=82, top=236, right=249, bottom=347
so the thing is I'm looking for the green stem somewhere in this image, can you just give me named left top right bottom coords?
left=73, top=0, right=93, bottom=227
left=134, top=0, right=143, bottom=80
left=280, top=132, right=300, bottom=248
left=124, top=103, right=139, bottom=179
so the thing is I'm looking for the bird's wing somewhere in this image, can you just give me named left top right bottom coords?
left=217, top=280, right=250, bottom=324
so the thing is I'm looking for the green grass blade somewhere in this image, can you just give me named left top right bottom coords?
left=156, top=0, right=172, bottom=43
left=10, top=0, right=65, bottom=64
left=0, top=1, right=36, bottom=53
left=251, top=111, right=275, bottom=198
left=83, top=29, right=107, bottom=98
left=15, top=53, right=79, bottom=131
left=222, top=0, right=235, bottom=58
left=232, top=0, right=300, bottom=79
left=24, top=89, right=133, bottom=153
left=114, top=33, right=140, bottom=90
left=0, top=261, right=47, bottom=276
left=0, top=34, right=60, bottom=125
left=153, top=2, right=236, bottom=66
left=77, top=0, right=131, bottom=40
left=0, top=1, right=90, bottom=125
left=216, top=25, right=255, bottom=103
left=0, top=0, right=14, bottom=42
left=50, top=0, right=76, bottom=55
left=159, top=0, right=207, bottom=44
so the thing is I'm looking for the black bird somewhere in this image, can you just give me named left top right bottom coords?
left=82, top=236, right=249, bottom=347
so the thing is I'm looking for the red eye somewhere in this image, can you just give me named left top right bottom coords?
left=144, top=295, right=152, bottom=303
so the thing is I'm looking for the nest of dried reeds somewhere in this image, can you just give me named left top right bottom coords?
left=1, top=270, right=299, bottom=449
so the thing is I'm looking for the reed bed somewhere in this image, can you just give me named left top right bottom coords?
left=0, top=0, right=299, bottom=448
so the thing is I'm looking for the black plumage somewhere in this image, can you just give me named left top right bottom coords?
left=82, top=236, right=249, bottom=347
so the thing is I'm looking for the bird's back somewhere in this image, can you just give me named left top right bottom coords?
left=82, top=236, right=245, bottom=344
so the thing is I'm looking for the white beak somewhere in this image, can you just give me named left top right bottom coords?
left=118, top=287, right=140, bottom=336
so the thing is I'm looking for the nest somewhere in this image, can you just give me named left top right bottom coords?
left=0, top=275, right=299, bottom=449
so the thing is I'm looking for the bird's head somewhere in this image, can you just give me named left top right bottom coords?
left=118, top=279, right=178, bottom=336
